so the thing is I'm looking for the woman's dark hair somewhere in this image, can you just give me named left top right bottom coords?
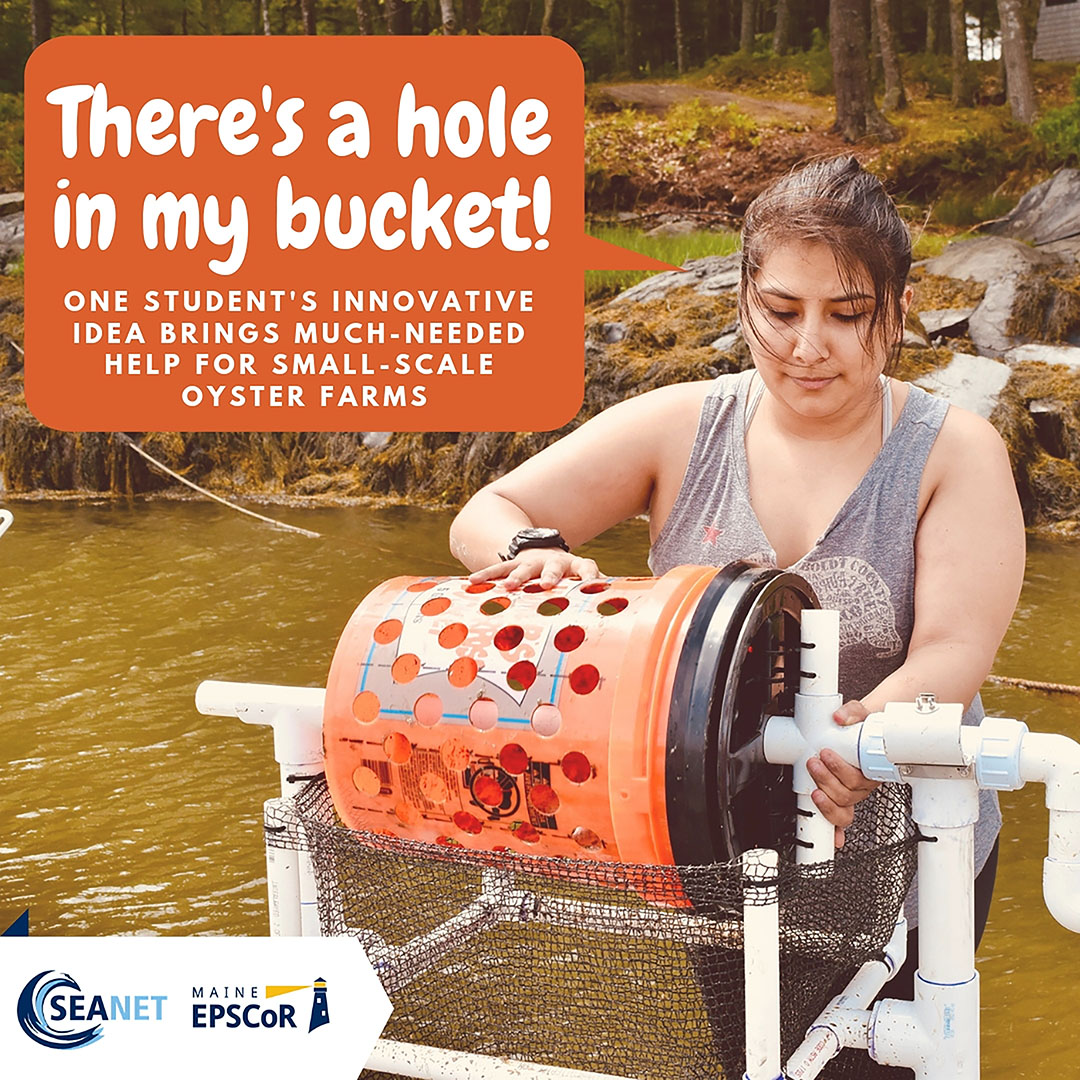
left=739, top=156, right=912, bottom=369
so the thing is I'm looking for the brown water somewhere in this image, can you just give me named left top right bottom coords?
left=0, top=501, right=1076, bottom=1076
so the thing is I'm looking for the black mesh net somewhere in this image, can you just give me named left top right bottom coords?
left=267, top=779, right=918, bottom=1080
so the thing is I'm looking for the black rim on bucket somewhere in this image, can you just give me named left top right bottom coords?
left=665, top=562, right=819, bottom=865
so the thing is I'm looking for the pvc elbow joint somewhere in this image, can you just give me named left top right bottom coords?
left=1044, top=857, right=1080, bottom=933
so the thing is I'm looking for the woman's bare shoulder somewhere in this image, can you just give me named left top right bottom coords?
left=922, top=398, right=1015, bottom=509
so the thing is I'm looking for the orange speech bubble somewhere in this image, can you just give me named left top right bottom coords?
left=24, top=36, right=675, bottom=433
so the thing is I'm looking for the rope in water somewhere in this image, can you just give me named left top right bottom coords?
left=985, top=674, right=1080, bottom=697
left=118, top=433, right=322, bottom=539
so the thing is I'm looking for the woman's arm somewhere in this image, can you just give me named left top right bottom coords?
left=810, top=407, right=1026, bottom=843
left=449, top=382, right=704, bottom=585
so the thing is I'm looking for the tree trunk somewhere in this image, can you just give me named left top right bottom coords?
left=299, top=0, right=316, bottom=33
left=30, top=0, right=52, bottom=46
left=875, top=0, right=907, bottom=110
left=261, top=0, right=271, bottom=33
left=355, top=0, right=371, bottom=33
left=624, top=0, right=640, bottom=75
left=998, top=0, right=1037, bottom=122
left=740, top=0, right=755, bottom=53
left=386, top=0, right=412, bottom=34
left=541, top=0, right=555, bottom=35
left=463, top=0, right=481, bottom=33
left=674, top=0, right=687, bottom=72
left=773, top=0, right=790, bottom=55
left=927, top=0, right=939, bottom=52
left=830, top=0, right=898, bottom=141
left=869, top=0, right=882, bottom=89
left=439, top=0, right=455, bottom=33
left=950, top=0, right=970, bottom=106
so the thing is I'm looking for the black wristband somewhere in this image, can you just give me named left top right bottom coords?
left=501, top=527, right=570, bottom=561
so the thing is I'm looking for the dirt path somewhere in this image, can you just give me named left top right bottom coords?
left=591, top=82, right=829, bottom=126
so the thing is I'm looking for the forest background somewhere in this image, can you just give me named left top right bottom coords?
left=1, top=0, right=1079, bottom=505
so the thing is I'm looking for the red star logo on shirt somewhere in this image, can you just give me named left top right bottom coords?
left=702, top=525, right=723, bottom=546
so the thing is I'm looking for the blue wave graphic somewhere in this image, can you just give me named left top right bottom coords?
left=17, top=970, right=105, bottom=1049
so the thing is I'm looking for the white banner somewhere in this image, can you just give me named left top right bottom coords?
left=0, top=937, right=392, bottom=1080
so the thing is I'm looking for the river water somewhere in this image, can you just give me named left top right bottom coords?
left=0, top=500, right=1076, bottom=1076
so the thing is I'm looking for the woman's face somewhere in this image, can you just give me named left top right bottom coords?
left=744, top=240, right=906, bottom=422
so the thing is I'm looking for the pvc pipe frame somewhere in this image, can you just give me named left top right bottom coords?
left=202, top=629, right=1080, bottom=1080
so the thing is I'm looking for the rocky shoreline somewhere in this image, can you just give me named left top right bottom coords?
left=3, top=171, right=1080, bottom=537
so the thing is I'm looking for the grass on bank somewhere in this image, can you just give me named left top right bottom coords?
left=585, top=225, right=739, bottom=302
left=584, top=224, right=968, bottom=303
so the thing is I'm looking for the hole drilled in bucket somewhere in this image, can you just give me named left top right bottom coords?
left=448, top=656, right=478, bottom=688
left=391, top=654, right=421, bottom=683
left=494, top=625, right=525, bottom=651
left=538, top=597, right=570, bottom=616
left=553, top=625, right=585, bottom=652
left=421, top=596, right=452, bottom=616
left=438, top=622, right=469, bottom=648
left=441, top=738, right=471, bottom=771
left=530, top=703, right=562, bottom=736
left=569, top=664, right=600, bottom=694
left=468, top=698, right=499, bottom=731
left=373, top=619, right=402, bottom=644
left=529, top=784, right=560, bottom=814
left=352, top=766, right=381, bottom=796
left=597, top=597, right=629, bottom=616
left=561, top=751, right=592, bottom=783
left=453, top=810, right=483, bottom=834
left=507, top=660, right=537, bottom=691
left=499, top=743, right=530, bottom=774
left=413, top=693, right=443, bottom=727
left=383, top=731, right=412, bottom=765
left=352, top=690, right=381, bottom=723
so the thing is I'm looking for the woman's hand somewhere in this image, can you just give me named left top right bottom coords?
left=468, top=548, right=601, bottom=591
left=806, top=700, right=880, bottom=849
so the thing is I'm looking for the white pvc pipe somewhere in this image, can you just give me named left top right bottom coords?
left=799, top=610, right=839, bottom=696
left=871, top=974, right=980, bottom=1078
left=915, top=826, right=975, bottom=985
left=1019, top=732, right=1080, bottom=810
left=365, top=1038, right=635, bottom=1080
left=1016, top=733, right=1080, bottom=931
left=742, top=849, right=781, bottom=1080
left=791, top=611, right=843, bottom=867
left=785, top=919, right=907, bottom=1080
left=264, top=797, right=301, bottom=937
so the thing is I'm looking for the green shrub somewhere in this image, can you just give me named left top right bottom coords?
left=905, top=52, right=953, bottom=99
left=585, top=100, right=759, bottom=206
left=803, top=28, right=833, bottom=96
left=934, top=190, right=1017, bottom=228
left=1035, top=66, right=1080, bottom=166
left=878, top=129, right=1030, bottom=203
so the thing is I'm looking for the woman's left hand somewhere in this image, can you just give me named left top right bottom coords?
left=805, top=700, right=880, bottom=849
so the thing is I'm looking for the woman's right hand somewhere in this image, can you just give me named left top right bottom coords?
left=468, top=548, right=601, bottom=591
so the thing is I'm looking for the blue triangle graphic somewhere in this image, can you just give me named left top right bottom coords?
left=2, top=909, right=29, bottom=936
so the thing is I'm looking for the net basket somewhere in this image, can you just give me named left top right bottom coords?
left=267, top=778, right=918, bottom=1080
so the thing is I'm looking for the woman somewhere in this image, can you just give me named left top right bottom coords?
left=449, top=157, right=1025, bottom=1017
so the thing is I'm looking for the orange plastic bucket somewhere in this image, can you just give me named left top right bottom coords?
left=323, top=563, right=816, bottom=867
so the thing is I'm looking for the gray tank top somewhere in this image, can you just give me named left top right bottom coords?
left=649, top=369, right=1001, bottom=909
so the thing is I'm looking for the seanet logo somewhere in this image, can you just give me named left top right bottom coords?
left=191, top=977, right=330, bottom=1033
left=16, top=970, right=167, bottom=1050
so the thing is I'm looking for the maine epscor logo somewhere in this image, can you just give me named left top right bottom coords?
left=16, top=969, right=166, bottom=1049
left=190, top=978, right=330, bottom=1033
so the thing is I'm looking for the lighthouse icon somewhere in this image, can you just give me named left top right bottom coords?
left=308, top=977, right=330, bottom=1032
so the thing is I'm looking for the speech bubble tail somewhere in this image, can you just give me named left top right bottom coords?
left=580, top=233, right=685, bottom=272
